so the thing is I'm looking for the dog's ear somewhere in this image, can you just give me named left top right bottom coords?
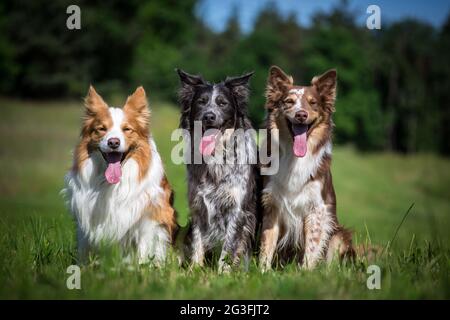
left=311, top=69, right=337, bottom=112
left=176, top=68, right=206, bottom=87
left=269, top=66, right=292, bottom=85
left=176, top=68, right=205, bottom=129
left=266, top=66, right=293, bottom=106
left=84, top=85, right=108, bottom=116
left=176, top=68, right=205, bottom=109
left=225, top=72, right=254, bottom=108
left=123, top=86, right=150, bottom=129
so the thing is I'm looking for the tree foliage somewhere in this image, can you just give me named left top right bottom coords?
left=0, top=0, right=448, bottom=154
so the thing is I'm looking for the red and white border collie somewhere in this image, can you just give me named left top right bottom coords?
left=259, top=66, right=354, bottom=271
left=64, top=86, right=177, bottom=264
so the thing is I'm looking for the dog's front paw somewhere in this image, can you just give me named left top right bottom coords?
left=260, top=265, right=271, bottom=273
left=259, top=257, right=273, bottom=273
left=218, top=262, right=232, bottom=274
left=301, top=258, right=318, bottom=270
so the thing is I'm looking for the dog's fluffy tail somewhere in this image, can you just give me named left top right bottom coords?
left=352, top=243, right=383, bottom=262
left=327, top=225, right=383, bottom=264
left=326, top=225, right=355, bottom=264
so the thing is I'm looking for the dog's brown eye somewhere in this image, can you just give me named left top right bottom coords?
left=97, top=126, right=107, bottom=132
left=285, top=99, right=294, bottom=104
left=123, top=127, right=132, bottom=132
left=309, top=99, right=317, bottom=105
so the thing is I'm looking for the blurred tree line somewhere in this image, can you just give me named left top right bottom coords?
left=0, top=0, right=449, bottom=154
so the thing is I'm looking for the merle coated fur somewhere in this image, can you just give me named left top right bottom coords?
left=176, top=69, right=259, bottom=271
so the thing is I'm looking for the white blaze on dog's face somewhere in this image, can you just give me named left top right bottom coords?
left=98, top=108, right=127, bottom=154
left=289, top=88, right=305, bottom=111
left=81, top=86, right=150, bottom=184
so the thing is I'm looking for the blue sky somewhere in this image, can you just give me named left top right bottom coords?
left=197, top=0, right=450, bottom=33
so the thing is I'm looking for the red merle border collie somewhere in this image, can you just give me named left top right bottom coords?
left=259, top=66, right=354, bottom=271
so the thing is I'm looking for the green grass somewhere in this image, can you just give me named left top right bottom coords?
left=0, top=98, right=449, bottom=299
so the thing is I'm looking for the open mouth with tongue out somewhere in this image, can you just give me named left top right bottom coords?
left=288, top=120, right=311, bottom=158
left=101, top=152, right=125, bottom=184
left=199, top=128, right=220, bottom=156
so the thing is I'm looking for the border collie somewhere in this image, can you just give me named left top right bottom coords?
left=64, top=86, right=177, bottom=264
left=259, top=66, right=354, bottom=271
left=176, top=69, right=259, bottom=272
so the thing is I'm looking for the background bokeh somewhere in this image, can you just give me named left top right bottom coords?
left=1, top=0, right=450, bottom=153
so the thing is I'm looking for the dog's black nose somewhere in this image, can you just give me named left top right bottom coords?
left=295, top=110, right=308, bottom=122
left=202, top=112, right=216, bottom=123
left=107, top=138, right=120, bottom=149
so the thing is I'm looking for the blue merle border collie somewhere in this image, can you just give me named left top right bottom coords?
left=176, top=69, right=259, bottom=272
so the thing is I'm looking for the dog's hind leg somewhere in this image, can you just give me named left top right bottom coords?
left=259, top=202, right=280, bottom=272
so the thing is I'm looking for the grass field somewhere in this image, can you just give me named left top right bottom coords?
left=0, top=98, right=449, bottom=299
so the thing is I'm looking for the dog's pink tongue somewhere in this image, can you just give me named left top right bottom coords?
left=199, top=131, right=218, bottom=156
left=105, top=162, right=121, bottom=184
left=292, top=124, right=308, bottom=157
left=104, top=152, right=122, bottom=184
left=293, top=134, right=307, bottom=157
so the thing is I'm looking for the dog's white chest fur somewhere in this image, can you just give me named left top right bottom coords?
left=63, top=139, right=168, bottom=261
left=264, top=138, right=332, bottom=247
left=268, top=141, right=331, bottom=209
